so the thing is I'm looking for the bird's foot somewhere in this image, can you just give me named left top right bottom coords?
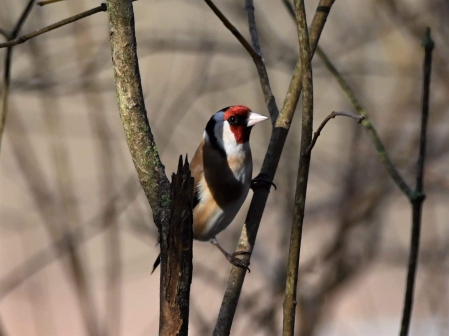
left=251, top=173, right=277, bottom=191
left=225, top=251, right=251, bottom=273
left=210, top=238, right=251, bottom=273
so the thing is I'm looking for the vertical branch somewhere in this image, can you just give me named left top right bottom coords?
left=282, top=0, right=314, bottom=335
left=105, top=0, right=171, bottom=228
left=213, top=1, right=335, bottom=334
left=399, top=27, right=434, bottom=336
left=0, top=0, right=36, bottom=155
left=106, top=1, right=193, bottom=334
left=159, top=156, right=194, bottom=336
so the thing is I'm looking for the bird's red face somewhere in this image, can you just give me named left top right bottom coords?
left=224, top=105, right=268, bottom=144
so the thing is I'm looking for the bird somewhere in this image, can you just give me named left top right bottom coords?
left=153, top=105, right=269, bottom=272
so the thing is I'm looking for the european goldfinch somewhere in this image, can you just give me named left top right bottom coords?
left=153, top=105, right=268, bottom=272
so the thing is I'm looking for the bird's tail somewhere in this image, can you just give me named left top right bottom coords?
left=151, top=254, right=161, bottom=274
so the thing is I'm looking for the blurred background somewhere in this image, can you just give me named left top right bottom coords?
left=0, top=0, right=448, bottom=335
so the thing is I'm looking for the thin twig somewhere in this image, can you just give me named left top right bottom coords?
left=203, top=0, right=261, bottom=63
left=203, top=0, right=279, bottom=122
left=315, top=46, right=414, bottom=198
left=244, top=0, right=279, bottom=121
left=306, top=111, right=365, bottom=155
left=213, top=1, right=336, bottom=335
left=0, top=4, right=107, bottom=49
left=399, top=27, right=434, bottom=336
left=282, top=0, right=314, bottom=334
left=11, top=0, right=37, bottom=37
left=37, top=0, right=66, bottom=6
left=0, top=0, right=36, bottom=154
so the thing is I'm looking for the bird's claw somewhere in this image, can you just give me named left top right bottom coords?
left=251, top=173, right=277, bottom=191
left=226, top=252, right=251, bottom=273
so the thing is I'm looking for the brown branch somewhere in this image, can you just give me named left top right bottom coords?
left=106, top=1, right=195, bottom=334
left=244, top=0, right=279, bottom=121
left=0, top=4, right=107, bottom=49
left=0, top=0, right=36, bottom=154
left=159, top=156, right=194, bottom=336
left=106, top=0, right=170, bottom=230
left=203, top=0, right=261, bottom=63
left=399, top=27, right=434, bottom=336
left=213, top=1, right=335, bottom=335
left=282, top=0, right=314, bottom=334
left=315, top=46, right=414, bottom=198
left=275, top=1, right=332, bottom=129
left=37, top=0, right=66, bottom=6
left=305, top=111, right=365, bottom=155
left=203, top=0, right=279, bottom=121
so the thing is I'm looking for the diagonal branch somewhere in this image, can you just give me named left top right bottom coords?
left=37, top=0, right=66, bottom=6
left=203, top=0, right=261, bottom=63
left=315, top=46, right=414, bottom=198
left=0, top=4, right=107, bottom=49
left=244, top=0, right=279, bottom=121
left=203, top=0, right=279, bottom=121
left=213, top=1, right=336, bottom=334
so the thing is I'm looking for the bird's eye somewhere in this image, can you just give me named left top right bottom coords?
left=228, top=116, right=237, bottom=124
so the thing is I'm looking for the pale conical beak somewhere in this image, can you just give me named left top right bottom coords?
left=247, top=112, right=269, bottom=127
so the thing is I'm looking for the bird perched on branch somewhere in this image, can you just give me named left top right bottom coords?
left=153, top=105, right=269, bottom=272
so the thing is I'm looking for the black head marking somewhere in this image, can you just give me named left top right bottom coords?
left=205, top=113, right=226, bottom=156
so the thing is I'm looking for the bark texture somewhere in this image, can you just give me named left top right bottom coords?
left=160, top=156, right=194, bottom=336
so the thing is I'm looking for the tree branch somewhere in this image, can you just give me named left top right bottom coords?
left=305, top=111, right=365, bottom=155
left=106, top=2, right=195, bottom=334
left=37, top=0, right=66, bottom=6
left=213, top=1, right=335, bottom=334
left=159, top=156, right=193, bottom=336
left=315, top=46, right=414, bottom=198
left=106, top=0, right=171, bottom=230
left=244, top=0, right=279, bottom=121
left=0, top=0, right=36, bottom=154
left=0, top=4, right=107, bottom=49
left=203, top=0, right=279, bottom=121
left=399, top=27, right=434, bottom=336
left=203, top=0, right=261, bottom=63
left=282, top=0, right=314, bottom=334
left=275, top=0, right=332, bottom=129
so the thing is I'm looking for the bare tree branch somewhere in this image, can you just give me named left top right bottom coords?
left=244, top=0, right=279, bottom=121
left=159, top=156, right=194, bottom=336
left=305, top=111, right=365, bottom=155
left=203, top=0, right=279, bottom=121
left=37, top=0, right=66, bottom=6
left=0, top=0, right=36, bottom=154
left=106, top=1, right=195, bottom=334
left=213, top=1, right=335, bottom=334
left=400, top=27, right=434, bottom=336
left=106, top=0, right=171, bottom=230
left=203, top=0, right=261, bottom=63
left=282, top=0, right=314, bottom=334
left=0, top=4, right=107, bottom=49
left=315, top=46, right=414, bottom=197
